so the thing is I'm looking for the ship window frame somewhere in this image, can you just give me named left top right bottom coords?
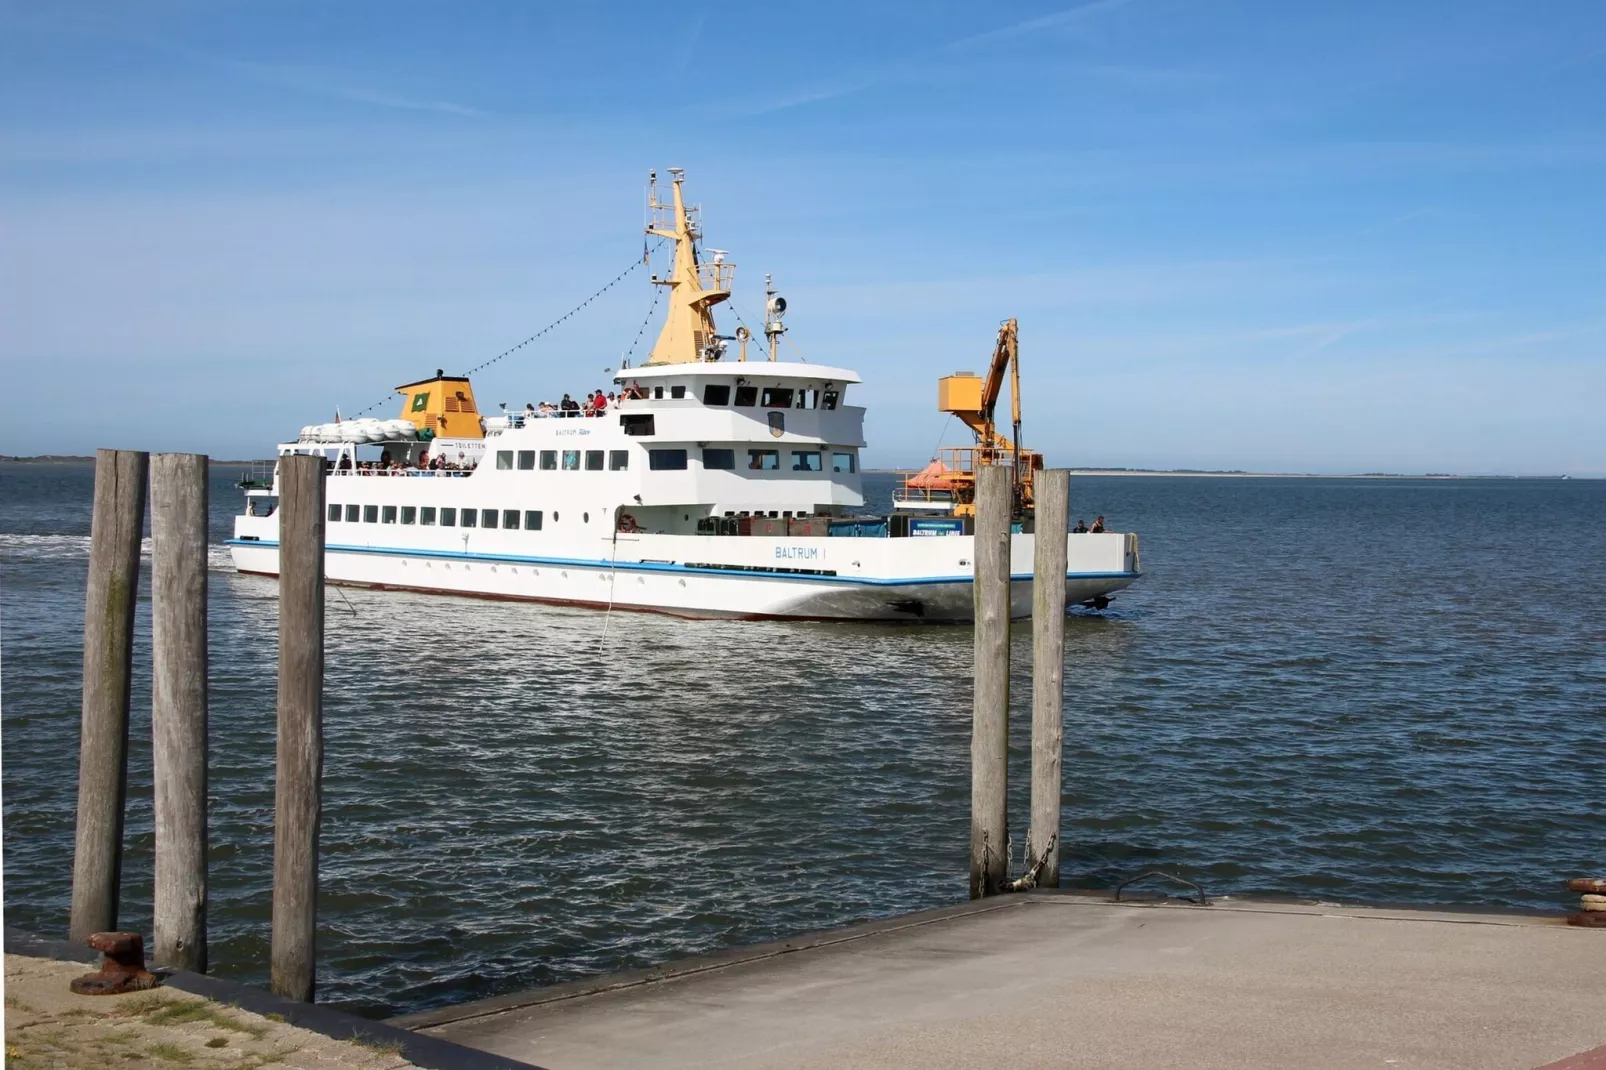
left=363, top=505, right=379, bottom=523
left=502, top=509, right=520, bottom=530
left=648, top=448, right=689, bottom=471
left=480, top=508, right=498, bottom=529
left=653, top=386, right=664, bottom=399
left=524, top=510, right=543, bottom=531
left=460, top=508, right=477, bottom=528
left=621, top=413, right=655, bottom=436
left=327, top=504, right=341, bottom=522
left=345, top=504, right=360, bottom=523
left=734, top=385, right=758, bottom=406
left=496, top=450, right=514, bottom=470
left=401, top=506, right=417, bottom=525
left=585, top=449, right=605, bottom=471
left=761, top=387, right=794, bottom=408
left=440, top=507, right=457, bottom=527
left=562, top=450, right=581, bottom=471
left=791, top=450, right=823, bottom=472
left=421, top=506, right=437, bottom=526
left=670, top=385, right=686, bottom=399
left=822, top=389, right=840, bottom=410
left=703, top=447, right=736, bottom=470
left=517, top=450, right=536, bottom=470
left=539, top=450, right=557, bottom=470
left=703, top=384, right=731, bottom=406
left=747, top=449, right=780, bottom=471
left=609, top=450, right=629, bottom=471
left=832, top=451, right=857, bottom=474
left=381, top=505, right=398, bottom=524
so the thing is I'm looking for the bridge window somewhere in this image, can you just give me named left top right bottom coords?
left=822, top=389, right=839, bottom=410
left=382, top=506, right=397, bottom=524
left=540, top=450, right=557, bottom=470
left=524, top=510, right=543, bottom=531
left=401, top=506, right=417, bottom=524
left=621, top=414, right=655, bottom=436
left=562, top=450, right=580, bottom=471
left=649, top=449, right=689, bottom=470
left=795, top=389, right=817, bottom=409
left=761, top=387, right=793, bottom=408
left=345, top=504, right=360, bottom=523
left=703, top=384, right=730, bottom=405
left=734, top=385, right=757, bottom=406
left=517, top=450, right=535, bottom=470
left=496, top=451, right=513, bottom=470
left=327, top=504, right=340, bottom=522
left=670, top=385, right=686, bottom=399
left=502, top=509, right=520, bottom=530
left=703, top=448, right=736, bottom=470
left=585, top=450, right=604, bottom=471
left=833, top=452, right=857, bottom=473
left=748, top=449, right=779, bottom=471
left=421, top=507, right=437, bottom=525
left=440, top=507, right=457, bottom=527
left=609, top=450, right=629, bottom=470
left=792, top=451, right=822, bottom=472
left=653, top=386, right=664, bottom=399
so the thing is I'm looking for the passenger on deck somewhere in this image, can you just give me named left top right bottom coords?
left=1072, top=519, right=1089, bottom=533
left=538, top=401, right=556, bottom=417
left=1090, top=516, right=1105, bottom=533
left=591, top=389, right=607, bottom=415
left=337, top=454, right=353, bottom=471
left=560, top=393, right=579, bottom=416
left=524, top=402, right=536, bottom=418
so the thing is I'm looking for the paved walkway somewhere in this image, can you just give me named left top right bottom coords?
left=403, top=894, right=1606, bottom=1070
left=5, top=953, right=421, bottom=1069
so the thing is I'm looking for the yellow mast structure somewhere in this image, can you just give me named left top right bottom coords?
left=925, top=319, right=1041, bottom=516
left=644, top=168, right=734, bottom=365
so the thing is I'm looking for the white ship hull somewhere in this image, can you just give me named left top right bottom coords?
left=228, top=530, right=1139, bottom=622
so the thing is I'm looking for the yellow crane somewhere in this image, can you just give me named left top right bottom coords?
left=906, top=319, right=1041, bottom=518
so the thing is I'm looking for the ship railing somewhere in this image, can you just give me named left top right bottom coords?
left=327, top=467, right=476, bottom=478
left=892, top=486, right=956, bottom=504
left=696, top=261, right=734, bottom=293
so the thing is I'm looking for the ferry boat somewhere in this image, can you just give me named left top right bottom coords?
left=229, top=169, right=1141, bottom=621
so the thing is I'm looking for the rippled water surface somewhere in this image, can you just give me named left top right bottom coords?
left=3, top=461, right=1602, bottom=1016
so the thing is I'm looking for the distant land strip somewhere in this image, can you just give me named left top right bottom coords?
left=1, top=456, right=1586, bottom=478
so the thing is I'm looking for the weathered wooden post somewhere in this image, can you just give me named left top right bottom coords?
left=970, top=464, right=1011, bottom=899
left=151, top=452, right=210, bottom=971
left=70, top=449, right=148, bottom=941
left=1029, top=469, right=1069, bottom=888
left=271, top=454, right=325, bottom=1001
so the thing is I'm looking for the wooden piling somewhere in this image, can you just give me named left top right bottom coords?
left=151, top=453, right=210, bottom=972
left=271, top=454, right=325, bottom=1002
left=70, top=449, right=148, bottom=941
left=970, top=464, right=1011, bottom=899
left=1029, top=469, right=1069, bottom=888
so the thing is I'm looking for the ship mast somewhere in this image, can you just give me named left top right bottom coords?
left=644, top=169, right=732, bottom=364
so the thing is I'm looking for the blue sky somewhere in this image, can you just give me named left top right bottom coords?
left=2, top=0, right=1602, bottom=474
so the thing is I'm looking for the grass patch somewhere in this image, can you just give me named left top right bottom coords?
left=263, top=1012, right=286, bottom=1023
left=145, top=1041, right=195, bottom=1063
left=111, top=994, right=265, bottom=1038
left=5, top=994, right=32, bottom=1011
left=350, top=1033, right=405, bottom=1056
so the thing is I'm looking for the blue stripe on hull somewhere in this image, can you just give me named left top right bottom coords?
left=226, top=539, right=1141, bottom=588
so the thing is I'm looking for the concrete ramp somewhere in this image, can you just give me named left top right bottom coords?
left=395, top=894, right=1606, bottom=1070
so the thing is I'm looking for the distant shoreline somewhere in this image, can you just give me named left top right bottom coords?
left=2, top=457, right=1588, bottom=479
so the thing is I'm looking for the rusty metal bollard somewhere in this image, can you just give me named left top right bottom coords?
left=70, top=932, right=160, bottom=995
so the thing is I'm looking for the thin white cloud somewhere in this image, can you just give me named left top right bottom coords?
left=217, top=58, right=485, bottom=117
left=944, top=0, right=1139, bottom=50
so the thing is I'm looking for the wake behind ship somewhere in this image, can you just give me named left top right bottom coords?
left=229, top=169, right=1141, bottom=620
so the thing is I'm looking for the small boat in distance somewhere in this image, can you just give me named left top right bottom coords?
left=228, top=169, right=1141, bottom=620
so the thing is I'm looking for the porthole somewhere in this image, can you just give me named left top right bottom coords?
left=554, top=512, right=560, bottom=522
left=583, top=511, right=590, bottom=523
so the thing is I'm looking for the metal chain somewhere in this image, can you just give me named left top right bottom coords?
left=346, top=249, right=658, bottom=419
